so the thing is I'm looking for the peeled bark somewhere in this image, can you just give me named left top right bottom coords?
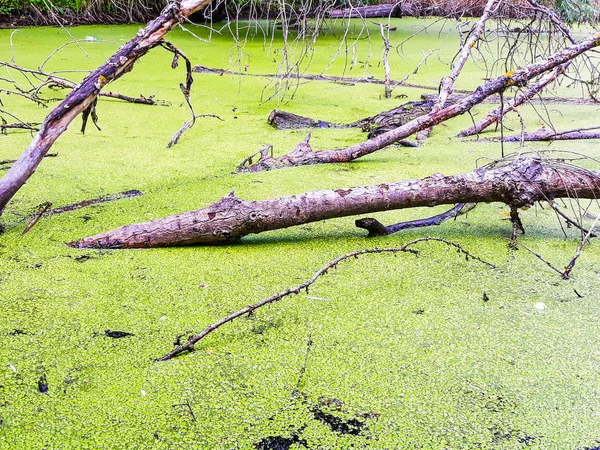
left=70, top=157, right=600, bottom=249
left=241, top=32, right=600, bottom=172
left=0, top=0, right=214, bottom=215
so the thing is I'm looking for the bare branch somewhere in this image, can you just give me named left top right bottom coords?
left=158, top=237, right=495, bottom=360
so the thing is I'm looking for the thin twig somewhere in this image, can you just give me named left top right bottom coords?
left=562, top=212, right=600, bottom=279
left=158, top=238, right=495, bottom=361
left=22, top=202, right=52, bottom=235
left=511, top=239, right=563, bottom=276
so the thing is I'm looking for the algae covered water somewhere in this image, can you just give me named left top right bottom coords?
left=1, top=19, right=600, bottom=448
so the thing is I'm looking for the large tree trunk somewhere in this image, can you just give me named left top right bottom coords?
left=0, top=0, right=214, bottom=216
left=69, top=157, right=600, bottom=249
left=240, top=33, right=600, bottom=172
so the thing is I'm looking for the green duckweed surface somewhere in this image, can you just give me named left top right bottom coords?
left=1, top=19, right=600, bottom=449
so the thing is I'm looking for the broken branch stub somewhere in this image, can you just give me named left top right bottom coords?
left=70, top=157, right=600, bottom=249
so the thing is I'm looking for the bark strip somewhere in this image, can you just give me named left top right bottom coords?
left=241, top=32, right=600, bottom=172
left=0, top=0, right=215, bottom=215
left=70, top=157, right=600, bottom=249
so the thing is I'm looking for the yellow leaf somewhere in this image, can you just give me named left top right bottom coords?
left=504, top=70, right=516, bottom=77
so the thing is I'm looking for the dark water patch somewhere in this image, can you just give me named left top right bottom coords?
left=255, top=432, right=308, bottom=450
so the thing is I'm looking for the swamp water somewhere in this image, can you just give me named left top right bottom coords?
left=1, top=19, right=600, bottom=449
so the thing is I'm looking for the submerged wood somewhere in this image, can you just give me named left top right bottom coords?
left=0, top=0, right=215, bottom=216
left=355, top=203, right=476, bottom=236
left=193, top=64, right=447, bottom=92
left=240, top=32, right=600, bottom=172
left=268, top=99, right=436, bottom=137
left=70, top=157, right=600, bottom=249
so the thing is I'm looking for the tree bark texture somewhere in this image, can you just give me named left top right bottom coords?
left=70, top=157, right=600, bottom=249
left=241, top=32, right=600, bottom=172
left=328, top=4, right=405, bottom=19
left=0, top=0, right=214, bottom=215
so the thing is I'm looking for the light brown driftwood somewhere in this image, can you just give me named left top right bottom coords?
left=70, top=157, right=600, bottom=249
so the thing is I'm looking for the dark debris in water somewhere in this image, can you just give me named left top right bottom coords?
left=104, top=330, right=135, bottom=338
left=8, top=329, right=26, bottom=336
left=311, top=406, right=365, bottom=435
left=38, top=374, right=48, bottom=394
left=255, top=432, right=308, bottom=450
left=255, top=396, right=378, bottom=448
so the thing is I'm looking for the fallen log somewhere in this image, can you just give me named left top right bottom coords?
left=69, top=156, right=600, bottom=249
left=327, top=4, right=405, bottom=19
left=193, top=64, right=449, bottom=92
left=0, top=0, right=215, bottom=216
left=267, top=98, right=437, bottom=138
left=239, top=32, right=600, bottom=172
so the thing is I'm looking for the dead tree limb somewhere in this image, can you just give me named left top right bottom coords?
left=378, top=22, right=392, bottom=99
left=418, top=0, right=502, bottom=140
left=266, top=98, right=438, bottom=140
left=158, top=237, right=494, bottom=360
left=457, top=64, right=567, bottom=137
left=46, top=189, right=143, bottom=215
left=485, top=126, right=600, bottom=142
left=69, top=156, right=600, bottom=249
left=0, top=61, right=163, bottom=106
left=0, top=0, right=215, bottom=216
left=355, top=203, right=476, bottom=236
left=239, top=32, right=600, bottom=172
left=193, top=64, right=448, bottom=93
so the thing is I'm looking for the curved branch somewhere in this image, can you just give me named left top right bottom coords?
left=158, top=237, right=495, bottom=360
